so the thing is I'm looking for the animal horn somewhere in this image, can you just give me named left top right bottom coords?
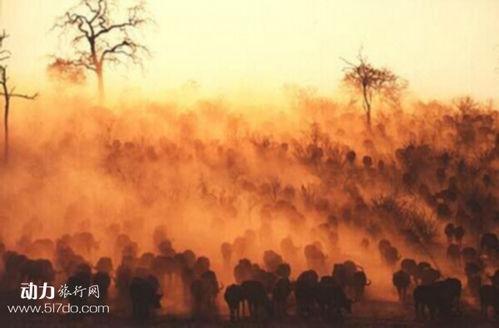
left=366, top=279, right=371, bottom=286
left=219, top=283, right=225, bottom=291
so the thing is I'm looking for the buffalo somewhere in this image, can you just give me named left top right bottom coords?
left=479, top=285, right=498, bottom=318
left=224, top=284, right=243, bottom=321
left=241, top=280, right=272, bottom=320
left=393, top=270, right=411, bottom=302
left=129, top=275, right=162, bottom=321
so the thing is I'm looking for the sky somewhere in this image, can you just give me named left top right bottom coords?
left=0, top=0, right=498, bottom=101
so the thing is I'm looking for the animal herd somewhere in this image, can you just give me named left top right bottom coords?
left=0, top=224, right=497, bottom=323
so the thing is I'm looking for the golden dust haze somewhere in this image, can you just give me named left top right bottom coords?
left=0, top=0, right=498, bottom=324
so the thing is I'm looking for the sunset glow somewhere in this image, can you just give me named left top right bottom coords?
left=1, top=0, right=499, bottom=100
left=0, top=1, right=498, bottom=326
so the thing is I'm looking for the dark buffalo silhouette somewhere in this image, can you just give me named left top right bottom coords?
left=304, top=244, right=327, bottom=274
left=190, top=270, right=222, bottom=318
left=272, top=277, right=292, bottom=318
left=275, top=262, right=291, bottom=279
left=447, top=244, right=461, bottom=266
left=414, top=278, right=461, bottom=319
left=315, top=276, right=353, bottom=318
left=95, top=257, right=113, bottom=274
left=479, top=285, right=498, bottom=318
left=454, top=226, right=465, bottom=245
left=481, top=233, right=498, bottom=256
left=221, top=242, right=232, bottom=265
left=420, top=267, right=441, bottom=285
left=401, top=258, right=418, bottom=282
left=393, top=270, right=411, bottom=302
left=462, top=247, right=478, bottom=263
left=263, top=250, right=283, bottom=273
left=382, top=246, right=401, bottom=267
left=234, top=258, right=253, bottom=283
left=351, top=271, right=370, bottom=300
left=224, top=284, right=243, bottom=321
left=332, top=263, right=349, bottom=289
left=444, top=223, right=455, bottom=244
left=129, top=275, right=162, bottom=321
left=241, top=280, right=272, bottom=320
left=295, top=270, right=319, bottom=317
left=92, top=271, right=111, bottom=303
left=24, top=259, right=55, bottom=285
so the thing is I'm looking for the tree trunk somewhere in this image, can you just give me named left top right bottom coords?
left=97, top=67, right=105, bottom=104
left=1, top=68, right=9, bottom=163
left=3, top=94, right=9, bottom=163
left=366, top=106, right=371, bottom=128
left=362, top=86, right=372, bottom=130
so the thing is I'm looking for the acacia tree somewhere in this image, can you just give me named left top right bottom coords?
left=0, top=31, right=38, bottom=163
left=342, top=53, right=406, bottom=128
left=52, top=0, right=150, bottom=102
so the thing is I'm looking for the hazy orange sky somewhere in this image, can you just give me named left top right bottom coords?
left=1, top=0, right=498, bottom=101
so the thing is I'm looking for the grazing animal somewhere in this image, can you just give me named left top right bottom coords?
left=272, top=277, right=292, bottom=317
left=295, top=270, right=319, bottom=317
left=461, top=247, right=478, bottom=263
left=479, top=285, right=499, bottom=318
left=92, top=271, right=111, bottom=302
left=351, top=271, right=370, bottom=300
left=332, top=263, right=349, bottom=289
left=275, top=263, right=291, bottom=279
left=382, top=246, right=401, bottom=267
left=224, top=284, right=243, bottom=321
left=234, top=259, right=253, bottom=283
left=263, top=250, right=283, bottom=273
left=315, top=276, right=353, bottom=318
left=420, top=268, right=441, bottom=285
left=454, top=226, right=465, bottom=245
left=447, top=244, right=461, bottom=266
left=378, top=239, right=391, bottom=254
left=414, top=278, right=462, bottom=319
left=193, top=270, right=222, bottom=315
left=221, top=242, right=232, bottom=265
left=393, top=270, right=411, bottom=302
left=481, top=233, right=498, bottom=257
left=444, top=223, right=455, bottom=244
left=95, top=257, right=113, bottom=274
left=241, top=280, right=272, bottom=320
left=401, top=258, right=418, bottom=282
left=304, top=244, right=327, bottom=274
left=129, top=275, right=162, bottom=321
left=24, top=259, right=56, bottom=285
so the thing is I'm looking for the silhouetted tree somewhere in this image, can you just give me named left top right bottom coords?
left=342, top=52, right=406, bottom=128
left=52, top=0, right=150, bottom=102
left=0, top=31, right=38, bottom=163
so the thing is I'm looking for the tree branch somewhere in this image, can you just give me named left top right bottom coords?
left=51, top=0, right=151, bottom=91
left=0, top=92, right=38, bottom=100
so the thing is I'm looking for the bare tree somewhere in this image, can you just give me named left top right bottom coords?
left=52, top=0, right=150, bottom=102
left=0, top=31, right=38, bottom=163
left=342, top=52, right=406, bottom=128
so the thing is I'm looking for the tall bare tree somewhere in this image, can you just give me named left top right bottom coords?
left=0, top=31, right=38, bottom=163
left=342, top=52, right=406, bottom=128
left=52, top=0, right=150, bottom=102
